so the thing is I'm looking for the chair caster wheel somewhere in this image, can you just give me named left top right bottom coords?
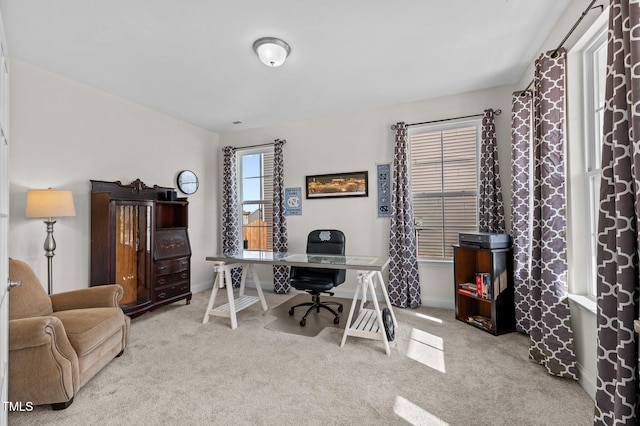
left=300, top=319, right=306, bottom=326
left=288, top=308, right=294, bottom=315
left=334, top=317, right=340, bottom=324
left=338, top=306, right=343, bottom=312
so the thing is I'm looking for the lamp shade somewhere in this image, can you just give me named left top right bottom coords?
left=253, top=37, right=291, bottom=67
left=26, top=189, right=76, bottom=218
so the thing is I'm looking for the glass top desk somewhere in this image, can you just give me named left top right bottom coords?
left=203, top=251, right=398, bottom=355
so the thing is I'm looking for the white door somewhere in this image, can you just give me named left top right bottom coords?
left=0, top=7, right=9, bottom=426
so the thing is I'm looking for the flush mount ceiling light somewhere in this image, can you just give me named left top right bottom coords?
left=253, top=37, right=291, bottom=67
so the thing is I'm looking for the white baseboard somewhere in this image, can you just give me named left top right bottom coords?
left=421, top=297, right=454, bottom=310
left=191, top=280, right=213, bottom=295
left=577, top=362, right=596, bottom=400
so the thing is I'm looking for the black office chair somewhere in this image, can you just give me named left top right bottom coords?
left=288, top=229, right=346, bottom=326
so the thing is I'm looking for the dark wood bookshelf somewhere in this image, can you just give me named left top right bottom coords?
left=453, top=245, right=515, bottom=335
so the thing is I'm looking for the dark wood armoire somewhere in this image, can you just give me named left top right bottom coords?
left=90, top=179, right=192, bottom=317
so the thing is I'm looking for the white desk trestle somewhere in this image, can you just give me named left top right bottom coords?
left=340, top=269, right=398, bottom=355
left=203, top=251, right=397, bottom=354
left=202, top=261, right=268, bottom=330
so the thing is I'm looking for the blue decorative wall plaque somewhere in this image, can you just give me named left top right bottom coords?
left=285, top=187, right=302, bottom=216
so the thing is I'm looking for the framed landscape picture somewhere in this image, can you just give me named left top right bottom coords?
left=305, top=171, right=368, bottom=199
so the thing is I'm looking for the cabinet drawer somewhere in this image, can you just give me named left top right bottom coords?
left=155, top=282, right=190, bottom=301
left=155, top=270, right=190, bottom=287
left=155, top=257, right=189, bottom=275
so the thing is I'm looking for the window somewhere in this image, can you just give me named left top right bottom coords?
left=583, top=27, right=607, bottom=297
left=238, top=147, right=274, bottom=251
left=567, top=7, right=607, bottom=302
left=409, top=120, right=480, bottom=259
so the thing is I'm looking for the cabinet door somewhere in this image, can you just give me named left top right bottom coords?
left=115, top=203, right=151, bottom=305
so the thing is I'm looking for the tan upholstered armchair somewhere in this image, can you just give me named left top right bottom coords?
left=8, top=258, right=130, bottom=410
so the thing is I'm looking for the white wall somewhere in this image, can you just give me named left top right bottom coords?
left=219, top=83, right=515, bottom=307
left=8, top=59, right=220, bottom=295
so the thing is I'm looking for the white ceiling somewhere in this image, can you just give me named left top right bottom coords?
left=0, top=0, right=571, bottom=134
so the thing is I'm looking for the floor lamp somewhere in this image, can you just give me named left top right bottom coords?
left=26, top=188, right=76, bottom=295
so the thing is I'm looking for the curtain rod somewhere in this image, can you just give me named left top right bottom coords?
left=520, top=0, right=604, bottom=93
left=230, top=139, right=286, bottom=150
left=390, top=109, right=501, bottom=131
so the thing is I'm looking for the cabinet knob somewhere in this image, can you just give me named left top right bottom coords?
left=158, top=292, right=166, bottom=299
left=158, top=265, right=167, bottom=271
left=157, top=278, right=166, bottom=285
left=180, top=273, right=188, bottom=279
left=181, top=261, right=188, bottom=266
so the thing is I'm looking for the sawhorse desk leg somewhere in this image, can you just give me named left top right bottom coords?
left=340, top=270, right=397, bottom=355
left=202, top=262, right=268, bottom=329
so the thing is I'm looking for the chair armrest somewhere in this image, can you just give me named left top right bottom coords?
left=50, top=284, right=123, bottom=312
left=9, top=317, right=79, bottom=405
left=9, top=316, right=73, bottom=352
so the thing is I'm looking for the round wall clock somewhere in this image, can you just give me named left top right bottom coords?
left=177, top=170, right=199, bottom=195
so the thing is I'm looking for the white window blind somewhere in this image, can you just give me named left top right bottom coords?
left=410, top=123, right=479, bottom=259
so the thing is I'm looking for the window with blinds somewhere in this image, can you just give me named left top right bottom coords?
left=409, top=121, right=480, bottom=259
left=239, top=148, right=274, bottom=251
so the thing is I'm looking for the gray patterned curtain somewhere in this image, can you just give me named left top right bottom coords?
left=511, top=91, right=533, bottom=334
left=510, top=52, right=578, bottom=378
left=594, top=1, right=640, bottom=423
left=478, top=108, right=505, bottom=233
left=388, top=122, right=421, bottom=308
left=272, top=139, right=290, bottom=294
left=222, top=146, right=242, bottom=287
left=529, top=48, right=577, bottom=379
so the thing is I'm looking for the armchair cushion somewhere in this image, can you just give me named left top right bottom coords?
left=51, top=307, right=130, bottom=386
left=51, top=308, right=127, bottom=358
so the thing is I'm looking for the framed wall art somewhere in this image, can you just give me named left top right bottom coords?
left=305, top=171, right=368, bottom=199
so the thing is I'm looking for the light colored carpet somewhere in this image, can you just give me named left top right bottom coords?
left=264, top=293, right=355, bottom=337
left=9, top=289, right=595, bottom=425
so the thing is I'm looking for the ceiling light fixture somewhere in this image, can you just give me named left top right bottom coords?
left=252, top=37, right=291, bottom=67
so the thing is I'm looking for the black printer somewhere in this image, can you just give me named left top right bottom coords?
left=458, top=232, right=510, bottom=249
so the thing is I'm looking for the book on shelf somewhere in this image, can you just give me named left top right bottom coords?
left=458, top=283, right=479, bottom=297
left=458, top=288, right=477, bottom=297
left=474, top=273, right=492, bottom=300
left=482, top=273, right=491, bottom=299
left=467, top=315, right=493, bottom=330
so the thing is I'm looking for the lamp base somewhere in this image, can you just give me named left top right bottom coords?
left=43, top=218, right=57, bottom=295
